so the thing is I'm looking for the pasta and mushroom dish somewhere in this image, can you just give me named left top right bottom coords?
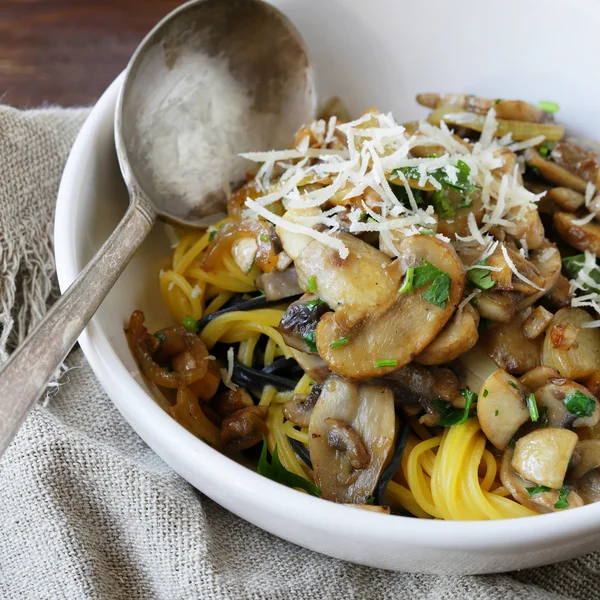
left=126, top=93, right=600, bottom=520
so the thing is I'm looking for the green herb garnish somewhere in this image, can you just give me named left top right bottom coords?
left=526, top=485, right=551, bottom=496
left=395, top=159, right=477, bottom=196
left=399, top=267, right=415, bottom=294
left=302, top=331, right=318, bottom=353
left=389, top=182, right=424, bottom=206
left=260, top=234, right=270, bottom=242
left=527, top=393, right=539, bottom=422
left=562, top=254, right=600, bottom=293
left=528, top=165, right=542, bottom=177
left=431, top=189, right=456, bottom=219
left=208, top=230, right=217, bottom=242
left=554, top=485, right=570, bottom=509
left=155, top=332, right=166, bottom=343
left=483, top=389, right=488, bottom=397
left=458, top=197, right=472, bottom=208
left=305, top=298, right=326, bottom=309
left=467, top=260, right=495, bottom=290
left=307, top=275, right=317, bottom=294
left=258, top=438, right=322, bottom=497
left=434, top=389, right=478, bottom=427
left=478, top=318, right=492, bottom=333
left=374, top=359, right=397, bottom=369
left=538, top=141, right=555, bottom=158
left=330, top=336, right=349, bottom=349
left=536, top=405, right=549, bottom=429
left=494, top=409, right=499, bottom=416
left=412, top=261, right=452, bottom=308
left=366, top=496, right=376, bottom=505
left=508, top=381, right=520, bottom=391
left=563, top=390, right=596, bottom=418
left=538, top=100, right=560, bottom=114
left=495, top=99, right=502, bottom=105
left=182, top=316, right=198, bottom=333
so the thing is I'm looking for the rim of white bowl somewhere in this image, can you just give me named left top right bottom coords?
left=54, top=73, right=600, bottom=557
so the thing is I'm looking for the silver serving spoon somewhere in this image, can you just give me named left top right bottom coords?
left=0, top=0, right=315, bottom=455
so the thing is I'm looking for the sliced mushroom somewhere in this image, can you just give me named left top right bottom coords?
left=316, top=235, right=466, bottom=379
left=542, top=308, right=600, bottom=379
left=275, top=208, right=319, bottom=261
left=553, top=212, right=600, bottom=255
left=506, top=206, right=545, bottom=251
left=475, top=290, right=518, bottom=323
left=480, top=309, right=541, bottom=375
left=569, top=439, right=600, bottom=480
left=544, top=274, right=573, bottom=310
left=486, top=244, right=544, bottom=295
left=212, top=387, right=254, bottom=419
left=278, top=295, right=330, bottom=353
left=534, top=381, right=599, bottom=429
left=525, top=148, right=587, bottom=192
left=221, top=405, right=268, bottom=453
left=308, top=376, right=395, bottom=503
left=477, top=369, right=531, bottom=450
left=282, top=385, right=322, bottom=427
left=547, top=187, right=585, bottom=212
left=415, top=303, right=479, bottom=365
left=294, top=232, right=396, bottom=330
left=522, top=306, right=554, bottom=340
left=519, top=365, right=561, bottom=392
left=323, top=418, right=371, bottom=471
left=289, top=348, right=330, bottom=383
left=256, top=266, right=303, bottom=301
left=552, top=141, right=599, bottom=183
left=501, top=449, right=583, bottom=513
left=512, top=428, right=578, bottom=489
left=456, top=345, right=500, bottom=399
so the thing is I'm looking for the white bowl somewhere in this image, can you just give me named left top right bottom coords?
left=55, top=0, right=600, bottom=574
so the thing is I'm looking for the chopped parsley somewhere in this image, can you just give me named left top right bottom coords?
left=366, top=495, right=376, bottom=505
left=155, top=332, right=166, bottom=343
left=374, top=359, right=398, bottom=369
left=458, top=197, right=473, bottom=208
left=389, top=182, right=424, bottom=206
left=536, top=405, right=549, bottom=429
left=538, top=141, right=555, bottom=158
left=394, top=159, right=477, bottom=196
left=494, top=409, right=499, bottom=416
left=208, top=230, right=217, bottom=242
left=258, top=439, right=322, bottom=497
left=527, top=393, right=539, bottom=422
left=538, top=100, right=560, bottom=114
left=329, top=336, right=349, bottom=349
left=431, top=189, right=456, bottom=219
left=526, top=485, right=551, bottom=496
left=412, top=261, right=452, bottom=309
left=305, top=298, right=326, bottom=309
left=478, top=318, right=492, bottom=333
left=307, top=275, right=317, bottom=294
left=467, top=260, right=495, bottom=290
left=563, top=390, right=596, bottom=418
left=259, top=234, right=270, bottom=242
left=302, top=331, right=318, bottom=353
left=483, top=389, right=489, bottom=397
left=554, top=485, right=570, bottom=509
left=399, top=267, right=415, bottom=294
left=527, top=164, right=542, bottom=177
left=182, top=316, right=198, bottom=333
left=433, top=389, right=478, bottom=427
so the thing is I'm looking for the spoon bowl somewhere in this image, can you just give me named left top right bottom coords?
left=116, top=0, right=316, bottom=226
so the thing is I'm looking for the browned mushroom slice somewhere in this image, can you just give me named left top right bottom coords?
left=294, top=232, right=396, bottom=330
left=456, top=345, right=500, bottom=397
left=256, top=266, right=303, bottom=301
left=552, top=141, right=599, bottom=183
left=544, top=274, right=573, bottom=310
left=282, top=385, right=322, bottom=427
left=525, top=148, right=588, bottom=193
left=415, top=304, right=479, bottom=365
left=477, top=369, right=531, bottom=450
left=534, top=381, right=599, bottom=429
left=316, top=235, right=466, bottom=379
left=475, top=290, right=518, bottom=323
left=501, top=449, right=583, bottom=513
left=486, top=244, right=544, bottom=295
left=308, top=376, right=395, bottom=503
left=170, top=385, right=222, bottom=448
left=505, top=206, right=545, bottom=251
left=278, top=295, right=330, bottom=353
left=428, top=107, right=564, bottom=141
left=542, top=308, right=600, bottom=379
left=569, top=440, right=600, bottom=480
left=289, top=348, right=330, bottom=383
left=521, top=306, right=554, bottom=340
left=518, top=365, right=561, bottom=392
left=480, top=310, right=542, bottom=375
left=221, top=405, right=268, bottom=453
left=554, top=212, right=600, bottom=255
left=516, top=240, right=562, bottom=311
left=212, top=388, right=254, bottom=419
left=512, top=428, right=578, bottom=489
left=547, top=187, right=586, bottom=212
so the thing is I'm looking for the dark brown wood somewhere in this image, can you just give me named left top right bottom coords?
left=0, top=0, right=184, bottom=107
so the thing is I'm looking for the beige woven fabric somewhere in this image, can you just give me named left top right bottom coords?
left=0, top=106, right=598, bottom=600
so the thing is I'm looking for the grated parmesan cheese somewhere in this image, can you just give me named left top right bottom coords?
left=501, top=245, right=544, bottom=291
left=571, top=212, right=596, bottom=226
left=220, top=347, right=238, bottom=391
left=586, top=182, right=596, bottom=207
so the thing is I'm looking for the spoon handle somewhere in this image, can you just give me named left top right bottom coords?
left=0, top=202, right=155, bottom=456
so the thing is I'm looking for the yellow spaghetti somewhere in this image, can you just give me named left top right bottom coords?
left=126, top=92, right=600, bottom=521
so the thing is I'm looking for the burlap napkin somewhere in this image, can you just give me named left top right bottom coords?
left=1, top=105, right=599, bottom=600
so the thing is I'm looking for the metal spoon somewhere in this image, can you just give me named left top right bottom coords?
left=0, top=0, right=315, bottom=455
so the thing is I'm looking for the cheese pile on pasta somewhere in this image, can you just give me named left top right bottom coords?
left=127, top=93, right=600, bottom=520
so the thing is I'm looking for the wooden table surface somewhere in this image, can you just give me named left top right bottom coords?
left=0, top=0, right=184, bottom=108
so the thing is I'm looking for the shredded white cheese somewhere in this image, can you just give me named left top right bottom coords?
left=501, top=245, right=544, bottom=291
left=586, top=182, right=596, bottom=207
left=220, top=347, right=238, bottom=391
left=571, top=212, right=596, bottom=226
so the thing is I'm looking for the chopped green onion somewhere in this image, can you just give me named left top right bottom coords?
left=329, top=336, right=349, bottom=349
left=554, top=485, right=570, bottom=509
left=526, top=485, right=551, bottom=496
left=307, top=275, right=317, bottom=293
left=508, top=381, right=520, bottom=390
left=374, top=359, right=397, bottom=369
left=302, top=331, right=317, bottom=353
left=305, top=298, right=325, bottom=309
left=399, top=267, right=415, bottom=294
left=495, top=99, right=502, bottom=105
left=538, top=100, right=560, bottom=114
left=527, top=393, right=539, bottom=422
left=563, top=390, right=596, bottom=418
left=208, top=230, right=217, bottom=242
left=182, top=316, right=198, bottom=333
left=260, top=234, right=270, bottom=242
left=538, top=141, right=554, bottom=158
left=483, top=389, right=488, bottom=397
left=366, top=495, right=376, bottom=505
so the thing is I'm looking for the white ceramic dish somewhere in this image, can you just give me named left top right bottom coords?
left=55, top=0, right=600, bottom=574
